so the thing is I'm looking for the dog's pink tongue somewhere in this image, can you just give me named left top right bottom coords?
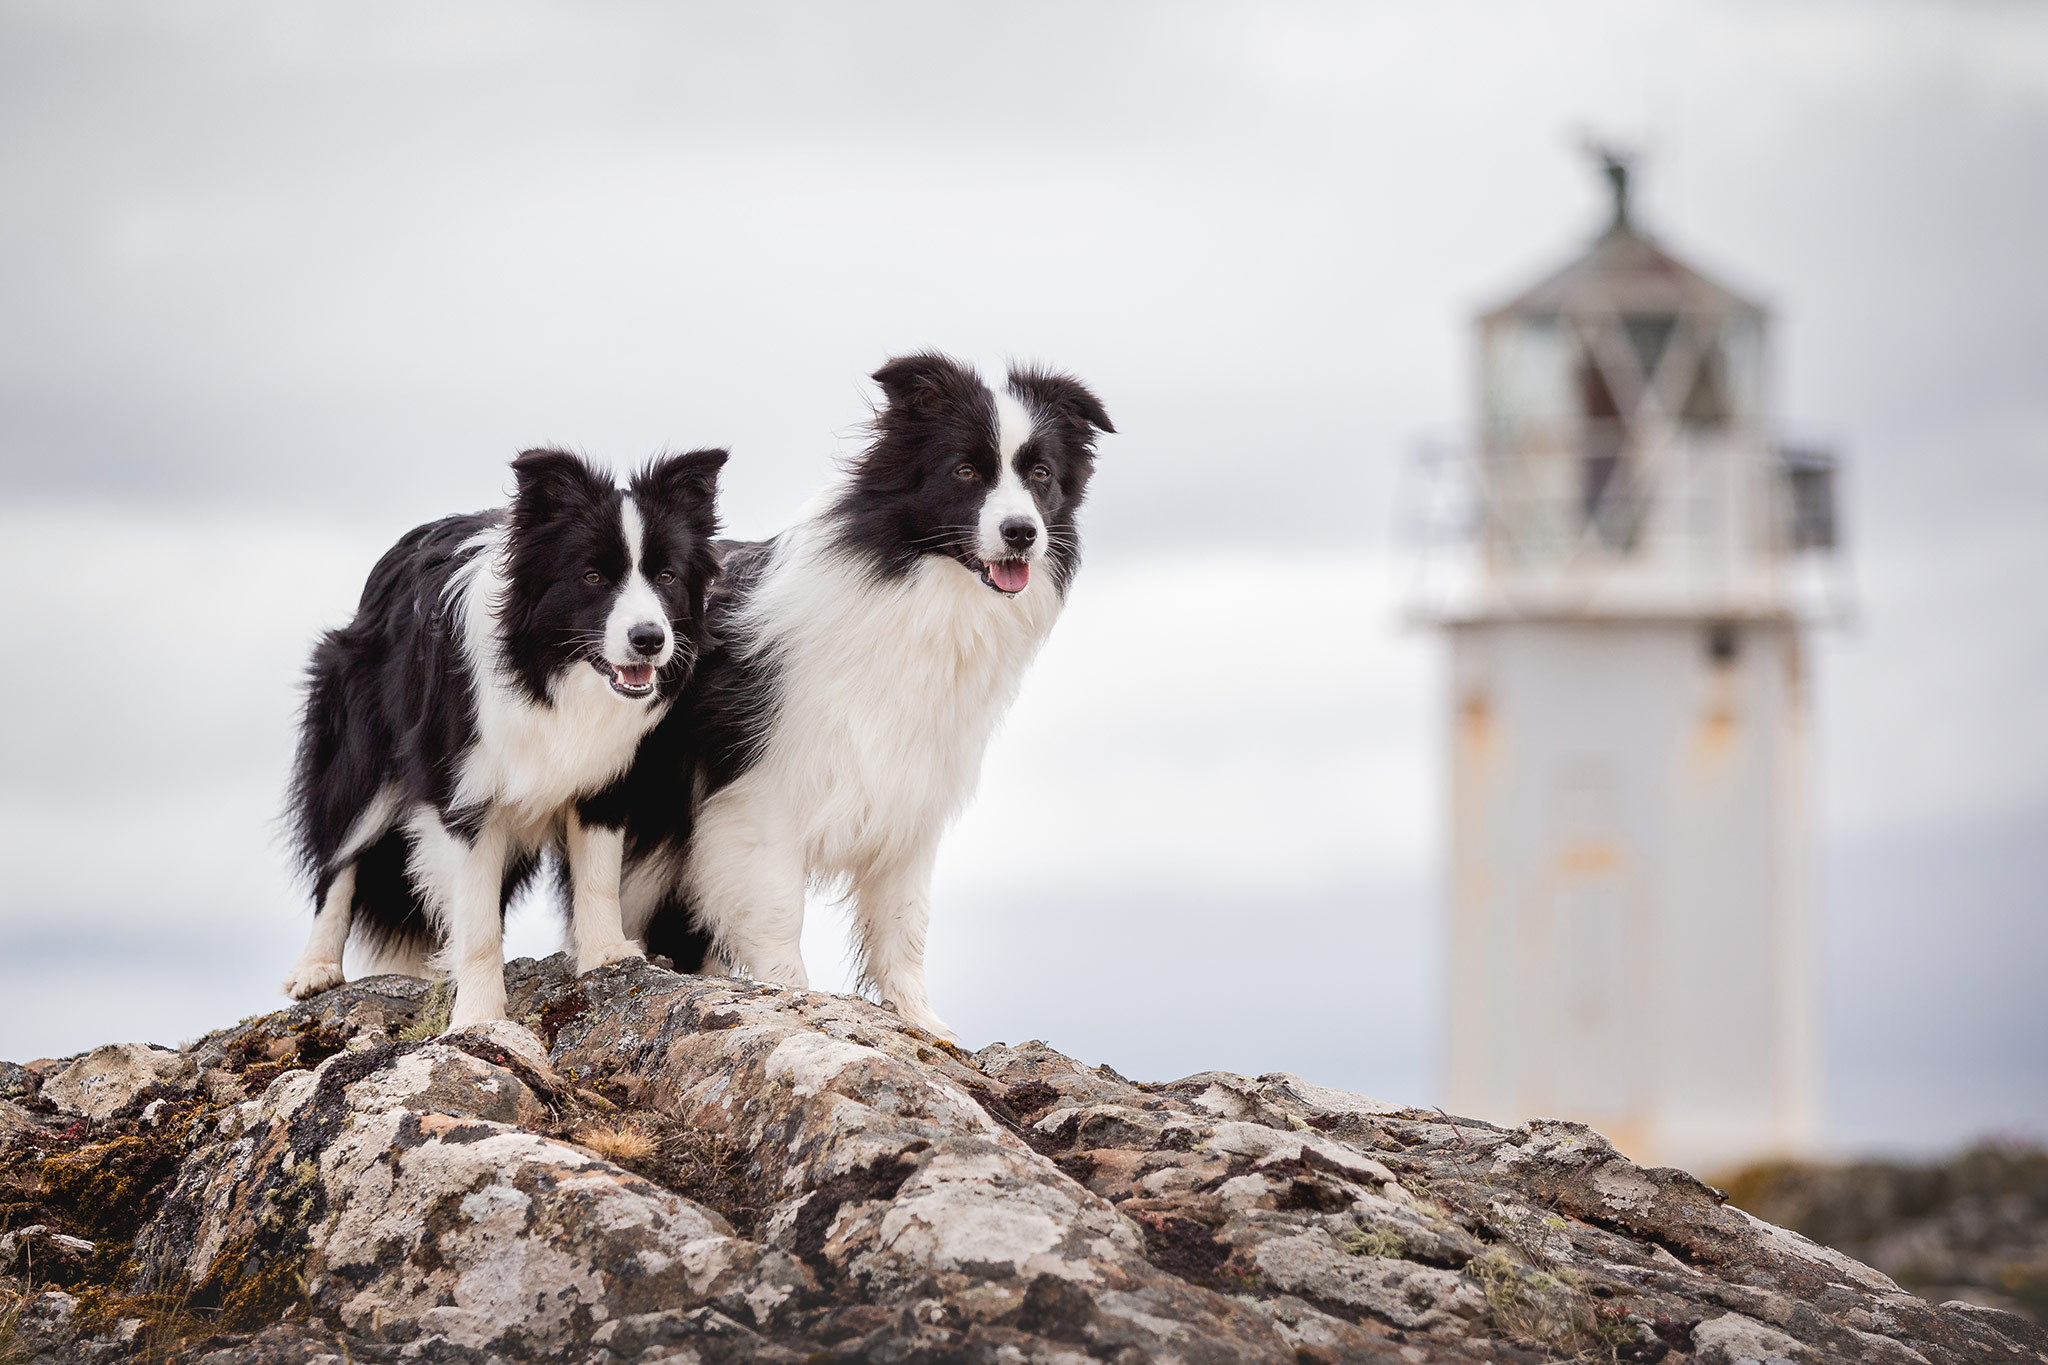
left=617, top=664, right=654, bottom=688
left=989, top=559, right=1030, bottom=593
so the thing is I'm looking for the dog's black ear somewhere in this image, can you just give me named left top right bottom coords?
left=872, top=352, right=979, bottom=412
left=634, top=447, right=728, bottom=510
left=1010, top=367, right=1114, bottom=436
left=511, top=448, right=609, bottom=521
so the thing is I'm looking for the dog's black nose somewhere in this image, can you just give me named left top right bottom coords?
left=1000, top=518, right=1038, bottom=550
left=627, top=622, right=667, bottom=656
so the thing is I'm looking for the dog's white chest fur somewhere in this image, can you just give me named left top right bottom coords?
left=451, top=542, right=660, bottom=839
left=731, top=532, right=1061, bottom=881
left=463, top=665, right=654, bottom=834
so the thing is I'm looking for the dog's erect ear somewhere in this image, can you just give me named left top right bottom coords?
left=633, top=447, right=728, bottom=511
left=871, top=352, right=979, bottom=413
left=511, top=448, right=610, bottom=521
left=1009, top=367, right=1114, bottom=437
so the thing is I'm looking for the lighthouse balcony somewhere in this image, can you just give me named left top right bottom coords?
left=1401, top=434, right=1845, bottom=625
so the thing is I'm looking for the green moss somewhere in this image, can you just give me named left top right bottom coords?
left=1467, top=1246, right=1613, bottom=1360
left=1337, top=1226, right=1406, bottom=1259
left=38, top=1135, right=183, bottom=1250
left=261, top=1159, right=325, bottom=1242
left=195, top=1236, right=308, bottom=1332
left=0, top=1099, right=251, bottom=1362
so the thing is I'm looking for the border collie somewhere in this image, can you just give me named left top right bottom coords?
left=613, top=354, right=1112, bottom=1041
left=281, top=447, right=726, bottom=1027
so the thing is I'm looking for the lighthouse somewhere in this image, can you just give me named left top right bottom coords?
left=1429, top=155, right=1840, bottom=1174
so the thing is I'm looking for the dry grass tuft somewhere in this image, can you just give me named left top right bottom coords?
left=0, top=1281, right=29, bottom=1365
left=395, top=981, right=454, bottom=1042
left=576, top=1123, right=657, bottom=1164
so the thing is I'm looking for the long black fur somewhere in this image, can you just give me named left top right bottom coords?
left=286, top=447, right=725, bottom=962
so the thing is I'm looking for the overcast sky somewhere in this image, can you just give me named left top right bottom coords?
left=1, top=1, right=2042, bottom=1157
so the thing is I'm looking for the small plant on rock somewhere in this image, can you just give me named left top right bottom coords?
left=576, top=1123, right=657, bottom=1164
left=395, top=981, right=454, bottom=1042
left=0, top=1280, right=30, bottom=1365
left=1469, top=1246, right=1613, bottom=1360
left=1338, top=1226, right=1406, bottom=1259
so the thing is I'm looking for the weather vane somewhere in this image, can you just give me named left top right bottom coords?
left=1582, top=137, right=1635, bottom=232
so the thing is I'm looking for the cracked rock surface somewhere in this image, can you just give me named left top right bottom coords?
left=1, top=954, right=2043, bottom=1364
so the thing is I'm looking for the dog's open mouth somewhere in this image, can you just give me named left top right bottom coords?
left=970, top=556, right=1030, bottom=595
left=592, top=659, right=657, bottom=698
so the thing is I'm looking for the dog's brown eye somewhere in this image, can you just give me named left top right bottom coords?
left=1029, top=464, right=1052, bottom=482
left=584, top=571, right=604, bottom=585
left=655, top=569, right=677, bottom=586
left=953, top=463, right=978, bottom=481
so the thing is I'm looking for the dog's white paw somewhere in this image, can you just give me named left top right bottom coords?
left=446, top=1000, right=507, bottom=1032
left=886, top=998, right=959, bottom=1047
left=281, top=959, right=345, bottom=1000
left=575, top=940, right=646, bottom=975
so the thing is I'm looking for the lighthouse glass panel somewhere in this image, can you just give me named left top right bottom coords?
left=1622, top=313, right=1677, bottom=386
left=1576, top=345, right=1640, bottom=551
left=1482, top=314, right=1569, bottom=446
left=1681, top=345, right=1732, bottom=427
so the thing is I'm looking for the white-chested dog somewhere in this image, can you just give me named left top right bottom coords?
left=609, top=354, right=1112, bottom=1040
left=282, top=447, right=726, bottom=1025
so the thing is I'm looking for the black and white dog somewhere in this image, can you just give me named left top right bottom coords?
left=613, top=354, right=1112, bottom=1041
left=281, top=447, right=726, bottom=1027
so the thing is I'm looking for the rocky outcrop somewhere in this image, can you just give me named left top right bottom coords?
left=2, top=955, right=2043, bottom=1364
left=1727, top=1147, right=2048, bottom=1325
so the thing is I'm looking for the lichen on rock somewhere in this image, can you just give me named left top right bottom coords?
left=0, top=953, right=2042, bottom=1363
left=40, top=1044, right=194, bottom=1123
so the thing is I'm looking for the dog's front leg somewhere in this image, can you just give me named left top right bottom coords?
left=685, top=786, right=809, bottom=988
left=566, top=807, right=644, bottom=974
left=282, top=862, right=354, bottom=999
left=412, top=812, right=511, bottom=1028
left=853, top=848, right=955, bottom=1044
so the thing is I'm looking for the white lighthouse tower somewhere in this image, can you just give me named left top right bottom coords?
left=1428, top=155, right=1840, bottom=1174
